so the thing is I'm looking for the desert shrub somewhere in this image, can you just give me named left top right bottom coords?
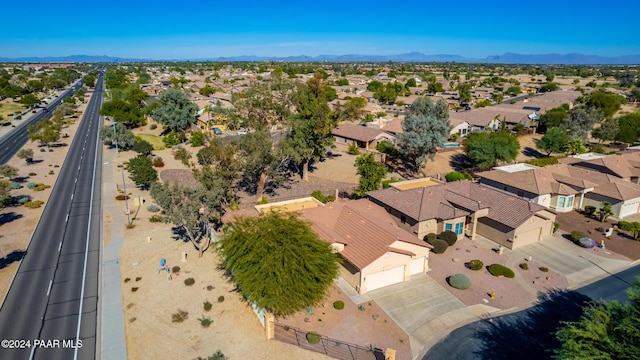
left=24, top=200, right=44, bottom=209
left=583, top=205, right=596, bottom=216
left=125, top=223, right=135, bottom=229
left=578, top=237, right=596, bottom=248
left=333, top=300, right=345, bottom=310
left=311, top=190, right=330, bottom=204
left=115, top=194, right=130, bottom=201
left=40, top=148, right=46, bottom=152
left=10, top=182, right=21, bottom=189
left=18, top=196, right=30, bottom=204
left=468, top=259, right=483, bottom=271
left=217, top=295, right=225, bottom=303
left=595, top=227, right=605, bottom=233
left=149, top=215, right=162, bottom=223
left=33, top=183, right=50, bottom=191
left=381, top=178, right=399, bottom=188
left=147, top=204, right=161, bottom=212
left=256, top=196, right=268, bottom=205
left=445, top=171, right=466, bottom=182
left=448, top=274, right=471, bottom=289
left=539, top=266, right=549, bottom=272
left=26, top=182, right=36, bottom=190
left=440, top=230, right=458, bottom=246
left=48, top=170, right=54, bottom=175
left=306, top=332, right=322, bottom=345
left=204, top=301, right=212, bottom=311
left=184, top=277, right=195, bottom=286
left=131, top=287, right=139, bottom=292
left=172, top=266, right=180, bottom=273
left=553, top=222, right=560, bottom=233
left=570, top=231, right=587, bottom=242
left=150, top=124, right=158, bottom=130
left=424, top=233, right=437, bottom=243
left=199, top=316, right=213, bottom=327
left=428, top=239, right=448, bottom=254
left=28, top=172, right=37, bottom=176
left=171, top=310, right=189, bottom=323
left=525, top=157, right=560, bottom=167
left=190, top=131, right=205, bottom=147
left=152, top=157, right=164, bottom=167
left=519, top=263, right=529, bottom=270
left=347, top=142, right=360, bottom=155
left=487, top=264, right=515, bottom=278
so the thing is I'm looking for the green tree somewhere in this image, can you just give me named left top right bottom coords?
left=27, top=119, right=61, bottom=147
left=162, top=130, right=186, bottom=147
left=464, top=132, right=520, bottom=167
left=99, top=123, right=136, bottom=149
left=539, top=105, right=569, bottom=132
left=124, top=87, right=150, bottom=109
left=561, top=107, right=602, bottom=141
left=585, top=90, right=627, bottom=118
left=19, top=94, right=40, bottom=108
left=190, top=131, right=205, bottom=147
left=199, top=85, right=216, bottom=97
left=396, top=97, right=450, bottom=172
left=505, top=86, right=522, bottom=96
left=0, top=179, right=11, bottom=206
left=458, top=83, right=472, bottom=104
left=427, top=82, right=445, bottom=94
left=151, top=88, right=198, bottom=131
left=133, top=139, right=153, bottom=155
left=616, top=111, right=640, bottom=143
left=354, top=153, right=387, bottom=196
left=237, top=129, right=287, bottom=197
left=17, top=148, right=34, bottom=164
left=595, top=202, right=613, bottom=222
left=536, top=127, right=570, bottom=155
left=617, top=221, right=640, bottom=240
left=84, top=74, right=96, bottom=88
left=127, top=155, right=158, bottom=188
left=27, top=80, right=44, bottom=92
left=591, top=118, right=620, bottom=143
left=283, top=73, right=337, bottom=181
left=218, top=212, right=340, bottom=317
left=343, top=97, right=367, bottom=122
left=100, top=98, right=145, bottom=127
left=173, top=146, right=191, bottom=167
left=564, top=138, right=587, bottom=155
left=405, top=78, right=417, bottom=88
left=367, top=80, right=384, bottom=92
left=0, top=165, right=19, bottom=179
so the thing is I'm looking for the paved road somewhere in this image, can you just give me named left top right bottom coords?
left=0, top=82, right=82, bottom=164
left=422, top=264, right=640, bottom=360
left=0, top=74, right=104, bottom=359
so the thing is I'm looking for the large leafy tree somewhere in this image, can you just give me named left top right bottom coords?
left=591, top=118, right=620, bottom=143
left=99, top=122, right=136, bottom=149
left=616, top=111, right=640, bottom=143
left=585, top=90, right=627, bottom=118
left=538, top=104, right=569, bottom=132
left=27, top=118, right=61, bottom=147
left=554, top=278, right=640, bottom=359
left=464, top=132, right=520, bottom=167
left=236, top=129, right=288, bottom=197
left=100, top=98, right=145, bottom=127
left=457, top=83, right=472, bottom=104
left=536, top=127, right=570, bottom=155
left=150, top=88, right=198, bottom=132
left=396, top=97, right=450, bottom=172
left=218, top=212, right=340, bottom=317
left=19, top=94, right=40, bottom=108
left=127, top=155, right=158, bottom=188
left=354, top=153, right=387, bottom=196
left=561, top=107, right=602, bottom=141
left=283, top=73, right=337, bottom=182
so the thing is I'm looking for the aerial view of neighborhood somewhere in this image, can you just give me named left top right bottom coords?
left=1, top=1, right=639, bottom=360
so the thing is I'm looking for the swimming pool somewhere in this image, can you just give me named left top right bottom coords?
left=442, top=142, right=460, bottom=147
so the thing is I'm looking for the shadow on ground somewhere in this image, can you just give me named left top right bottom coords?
left=0, top=211, right=23, bottom=225
left=0, top=250, right=27, bottom=270
left=522, top=146, right=545, bottom=158
left=473, top=289, right=591, bottom=360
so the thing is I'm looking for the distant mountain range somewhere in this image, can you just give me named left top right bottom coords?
left=1, top=52, right=639, bottom=64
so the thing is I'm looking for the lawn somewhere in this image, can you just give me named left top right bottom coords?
left=135, top=133, right=165, bottom=150
left=0, top=100, right=26, bottom=120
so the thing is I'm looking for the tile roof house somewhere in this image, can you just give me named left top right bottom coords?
left=299, top=199, right=432, bottom=294
left=332, top=123, right=396, bottom=149
left=368, top=181, right=556, bottom=249
left=478, top=156, right=640, bottom=219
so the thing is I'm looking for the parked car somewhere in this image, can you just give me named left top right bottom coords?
left=236, top=130, right=248, bottom=135
left=213, top=127, right=222, bottom=135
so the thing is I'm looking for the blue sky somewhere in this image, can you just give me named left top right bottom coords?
left=2, top=0, right=639, bottom=59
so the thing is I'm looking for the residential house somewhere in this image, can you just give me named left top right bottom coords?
left=368, top=180, right=556, bottom=249
left=332, top=123, right=396, bottom=149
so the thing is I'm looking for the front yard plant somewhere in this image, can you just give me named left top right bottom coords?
left=570, top=231, right=587, bottom=242
left=468, top=259, right=483, bottom=271
left=306, top=332, right=322, bottom=345
left=448, top=274, right=471, bottom=289
left=333, top=300, right=344, bottom=310
left=428, top=238, right=448, bottom=254
left=519, top=263, right=529, bottom=270
left=488, top=263, right=515, bottom=278
left=440, top=230, right=457, bottom=246
left=171, top=310, right=189, bottom=323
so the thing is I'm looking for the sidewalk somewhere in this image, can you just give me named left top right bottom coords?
left=100, top=149, right=128, bottom=360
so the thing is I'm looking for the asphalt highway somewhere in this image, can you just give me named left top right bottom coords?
left=0, top=83, right=81, bottom=164
left=0, top=74, right=104, bottom=360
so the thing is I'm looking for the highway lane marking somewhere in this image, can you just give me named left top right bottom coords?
left=58, top=242, right=62, bottom=252
left=66, top=214, right=69, bottom=222
left=70, top=194, right=73, bottom=201
left=47, top=280, right=52, bottom=296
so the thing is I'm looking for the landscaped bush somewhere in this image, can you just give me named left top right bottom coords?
left=333, top=300, right=345, bottom=310
left=595, top=227, right=605, bottom=233
left=440, top=230, right=458, bottom=246
left=583, top=206, right=596, bottom=216
left=217, top=295, right=225, bottom=303
left=468, top=259, right=483, bottom=271
left=578, top=237, right=596, bottom=248
left=150, top=124, right=158, bottom=130
left=525, top=157, right=561, bottom=167
left=519, top=263, right=529, bottom=270
left=149, top=215, right=163, bottom=223
left=306, top=332, right=322, bottom=345
left=147, top=204, right=161, bottom=212
left=152, top=157, right=164, bottom=167
left=18, top=196, right=30, bottom=205
left=428, top=239, right=449, bottom=254
left=199, top=316, right=213, bottom=328
left=24, top=200, right=44, bottom=209
left=448, top=273, right=471, bottom=290
left=445, top=171, right=466, bottom=182
left=28, top=173, right=37, bottom=176
left=487, top=264, right=515, bottom=278
left=115, top=194, right=130, bottom=201
left=11, top=182, right=21, bottom=189
left=539, top=267, right=549, bottom=272
left=172, top=266, right=180, bottom=273
left=571, top=231, right=588, bottom=242
left=256, top=196, right=268, bottom=205
left=184, top=277, right=195, bottom=286
left=171, top=310, right=189, bottom=323
left=381, top=178, right=399, bottom=188
left=553, top=223, right=560, bottom=233
left=33, top=183, right=51, bottom=191
left=26, top=182, right=36, bottom=189
left=311, top=190, right=335, bottom=204
left=347, top=143, right=360, bottom=155
left=204, top=300, right=212, bottom=311
left=424, top=233, right=437, bottom=243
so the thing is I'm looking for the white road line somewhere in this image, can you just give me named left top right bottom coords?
left=66, top=214, right=69, bottom=222
left=58, top=242, right=62, bottom=252
left=70, top=194, right=73, bottom=201
left=47, top=280, right=52, bottom=296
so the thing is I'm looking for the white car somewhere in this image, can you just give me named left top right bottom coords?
left=236, top=130, right=248, bottom=135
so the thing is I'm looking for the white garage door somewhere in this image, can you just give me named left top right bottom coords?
left=409, top=257, right=425, bottom=275
left=620, top=200, right=640, bottom=218
left=515, top=227, right=541, bottom=247
left=366, top=266, right=404, bottom=292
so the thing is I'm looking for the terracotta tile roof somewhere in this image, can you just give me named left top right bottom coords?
left=478, top=164, right=597, bottom=195
left=299, top=199, right=429, bottom=270
left=369, top=181, right=543, bottom=229
left=591, top=182, right=640, bottom=201
left=332, top=123, right=389, bottom=142
left=382, top=117, right=404, bottom=134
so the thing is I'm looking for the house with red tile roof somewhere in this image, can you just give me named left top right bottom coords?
left=368, top=180, right=556, bottom=250
left=332, top=123, right=396, bottom=150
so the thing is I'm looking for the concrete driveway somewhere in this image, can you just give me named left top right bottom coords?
left=367, top=274, right=497, bottom=358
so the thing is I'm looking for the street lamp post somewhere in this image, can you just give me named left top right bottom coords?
left=111, top=120, right=119, bottom=152
left=105, top=161, right=131, bottom=225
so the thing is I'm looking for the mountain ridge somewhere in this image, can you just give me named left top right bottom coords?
left=1, top=52, right=639, bottom=64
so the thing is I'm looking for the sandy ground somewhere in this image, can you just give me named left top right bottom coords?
left=0, top=91, right=91, bottom=302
